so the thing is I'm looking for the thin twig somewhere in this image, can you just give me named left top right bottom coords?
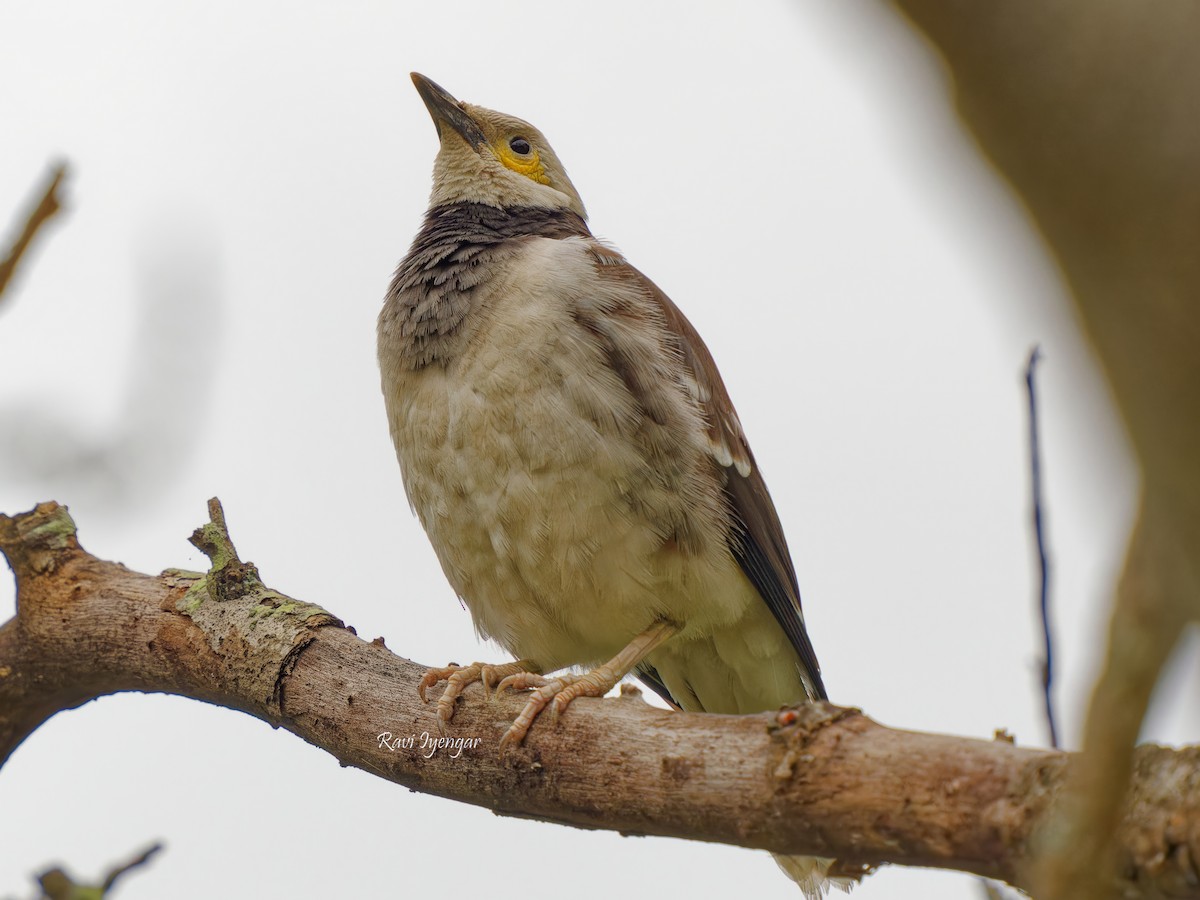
left=35, top=842, right=162, bottom=899
left=100, top=841, right=163, bottom=892
left=1025, top=346, right=1058, bottom=749
left=0, top=162, right=70, bottom=305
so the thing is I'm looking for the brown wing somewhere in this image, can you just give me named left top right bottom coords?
left=588, top=244, right=827, bottom=701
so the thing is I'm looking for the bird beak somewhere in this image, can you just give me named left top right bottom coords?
left=410, top=73, right=488, bottom=151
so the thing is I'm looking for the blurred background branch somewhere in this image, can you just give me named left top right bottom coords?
left=889, top=2, right=1200, bottom=896
left=0, top=167, right=221, bottom=515
left=1025, top=346, right=1059, bottom=750
left=37, top=842, right=161, bottom=900
left=0, top=163, right=68, bottom=307
left=0, top=842, right=162, bottom=900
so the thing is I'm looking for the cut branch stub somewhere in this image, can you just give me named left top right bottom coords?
left=187, top=496, right=260, bottom=601
left=177, top=497, right=342, bottom=718
left=0, top=500, right=345, bottom=764
left=0, top=501, right=80, bottom=587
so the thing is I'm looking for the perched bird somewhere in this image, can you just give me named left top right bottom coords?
left=379, top=73, right=845, bottom=896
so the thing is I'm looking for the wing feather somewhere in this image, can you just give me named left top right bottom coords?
left=588, top=244, right=827, bottom=701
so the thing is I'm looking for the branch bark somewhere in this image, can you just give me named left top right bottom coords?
left=1, top=501, right=1197, bottom=897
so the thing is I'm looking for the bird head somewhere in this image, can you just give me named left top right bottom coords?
left=410, top=73, right=587, bottom=220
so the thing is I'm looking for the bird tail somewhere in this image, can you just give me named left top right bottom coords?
left=639, top=632, right=861, bottom=895
left=772, top=854, right=857, bottom=897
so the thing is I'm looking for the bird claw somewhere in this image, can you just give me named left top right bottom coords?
left=495, top=669, right=621, bottom=750
left=418, top=659, right=540, bottom=730
left=422, top=625, right=679, bottom=751
left=493, top=671, right=551, bottom=694
left=418, top=664, right=464, bottom=703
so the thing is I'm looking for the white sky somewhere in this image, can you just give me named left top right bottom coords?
left=1, top=2, right=1193, bottom=898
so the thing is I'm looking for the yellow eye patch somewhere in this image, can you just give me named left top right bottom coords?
left=495, top=140, right=550, bottom=185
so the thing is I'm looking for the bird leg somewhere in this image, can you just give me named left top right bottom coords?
left=418, top=659, right=541, bottom=732
left=494, top=621, right=680, bottom=751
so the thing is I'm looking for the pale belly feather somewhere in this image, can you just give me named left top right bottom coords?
left=383, top=239, right=809, bottom=713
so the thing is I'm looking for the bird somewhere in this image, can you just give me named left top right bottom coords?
left=378, top=73, right=847, bottom=897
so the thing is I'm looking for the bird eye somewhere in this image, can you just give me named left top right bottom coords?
left=509, top=137, right=532, bottom=155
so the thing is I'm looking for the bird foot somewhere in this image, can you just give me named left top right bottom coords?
left=418, top=659, right=540, bottom=733
left=492, top=621, right=680, bottom=751
left=493, top=667, right=624, bottom=751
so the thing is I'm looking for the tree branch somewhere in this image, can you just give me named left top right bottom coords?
left=0, top=162, right=69, bottom=305
left=885, top=4, right=1200, bottom=897
left=1, top=501, right=1197, bottom=897
left=32, top=842, right=163, bottom=900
